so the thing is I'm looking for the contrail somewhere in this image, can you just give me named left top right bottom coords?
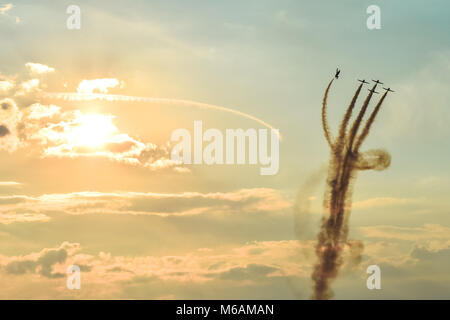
left=311, top=76, right=392, bottom=300
left=41, top=92, right=282, bottom=140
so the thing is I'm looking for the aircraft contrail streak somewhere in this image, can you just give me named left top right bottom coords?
left=41, top=92, right=282, bottom=140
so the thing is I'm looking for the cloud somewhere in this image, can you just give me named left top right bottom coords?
left=0, top=125, right=10, bottom=137
left=2, top=101, right=184, bottom=171
left=0, top=80, right=14, bottom=92
left=0, top=212, right=50, bottom=224
left=0, top=181, right=22, bottom=188
left=0, top=239, right=309, bottom=298
left=0, top=98, right=21, bottom=151
left=213, top=264, right=279, bottom=281
left=0, top=4, right=20, bottom=24
left=25, top=103, right=60, bottom=119
left=16, top=79, right=40, bottom=95
left=3, top=242, right=79, bottom=278
left=353, top=197, right=417, bottom=209
left=25, top=63, right=55, bottom=75
left=0, top=3, right=12, bottom=15
left=0, top=188, right=290, bottom=223
left=361, top=224, right=450, bottom=242
left=77, top=78, right=123, bottom=94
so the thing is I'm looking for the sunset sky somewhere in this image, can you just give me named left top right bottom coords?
left=0, top=0, right=450, bottom=299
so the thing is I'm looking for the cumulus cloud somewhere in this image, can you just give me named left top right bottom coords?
left=2, top=242, right=79, bottom=278
left=77, top=78, right=123, bottom=94
left=0, top=66, right=181, bottom=171
left=0, top=124, right=10, bottom=137
left=0, top=98, right=21, bottom=151
left=25, top=63, right=55, bottom=75
left=2, top=101, right=183, bottom=171
left=0, top=80, right=14, bottom=92
left=16, top=79, right=40, bottom=95
left=0, top=239, right=308, bottom=299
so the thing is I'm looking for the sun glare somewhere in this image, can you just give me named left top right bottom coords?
left=68, top=114, right=117, bottom=148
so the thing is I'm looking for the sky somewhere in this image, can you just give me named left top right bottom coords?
left=0, top=0, right=449, bottom=299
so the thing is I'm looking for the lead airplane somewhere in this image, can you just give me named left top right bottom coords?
left=335, top=68, right=341, bottom=79
left=358, top=79, right=369, bottom=84
left=372, top=79, right=383, bottom=85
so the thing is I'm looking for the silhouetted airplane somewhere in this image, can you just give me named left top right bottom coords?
left=372, top=79, right=383, bottom=85
left=335, top=68, right=341, bottom=79
left=383, top=87, right=395, bottom=93
left=368, top=88, right=379, bottom=94
left=358, top=79, right=369, bottom=84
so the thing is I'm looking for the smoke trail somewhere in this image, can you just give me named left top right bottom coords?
left=346, top=84, right=378, bottom=152
left=311, top=78, right=392, bottom=300
left=334, top=83, right=364, bottom=155
left=321, top=79, right=334, bottom=148
left=41, top=92, right=282, bottom=140
left=353, top=91, right=388, bottom=152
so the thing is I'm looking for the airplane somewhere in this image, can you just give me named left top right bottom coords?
left=335, top=68, right=341, bottom=79
left=383, top=87, right=395, bottom=93
left=372, top=79, right=383, bottom=85
left=368, top=88, right=379, bottom=94
left=358, top=79, right=369, bottom=84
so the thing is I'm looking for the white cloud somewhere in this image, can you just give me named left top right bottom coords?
left=25, top=63, right=55, bottom=75
left=0, top=80, right=14, bottom=92
left=16, top=79, right=40, bottom=95
left=77, top=78, right=123, bottom=94
left=0, top=3, right=12, bottom=15
left=0, top=181, right=22, bottom=187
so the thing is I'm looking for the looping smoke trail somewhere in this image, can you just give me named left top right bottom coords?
left=41, top=92, right=282, bottom=140
left=322, top=79, right=334, bottom=148
left=311, top=77, right=392, bottom=300
left=355, top=149, right=391, bottom=171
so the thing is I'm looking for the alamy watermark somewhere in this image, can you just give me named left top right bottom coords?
left=170, top=121, right=280, bottom=175
left=66, top=5, right=81, bottom=30
left=366, top=265, right=381, bottom=290
left=366, top=5, right=381, bottom=30
left=66, top=264, right=81, bottom=290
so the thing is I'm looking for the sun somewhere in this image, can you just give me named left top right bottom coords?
left=68, top=113, right=117, bottom=148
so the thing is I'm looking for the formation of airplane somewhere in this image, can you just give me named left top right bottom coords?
left=332, top=69, right=394, bottom=93
left=335, top=68, right=341, bottom=79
